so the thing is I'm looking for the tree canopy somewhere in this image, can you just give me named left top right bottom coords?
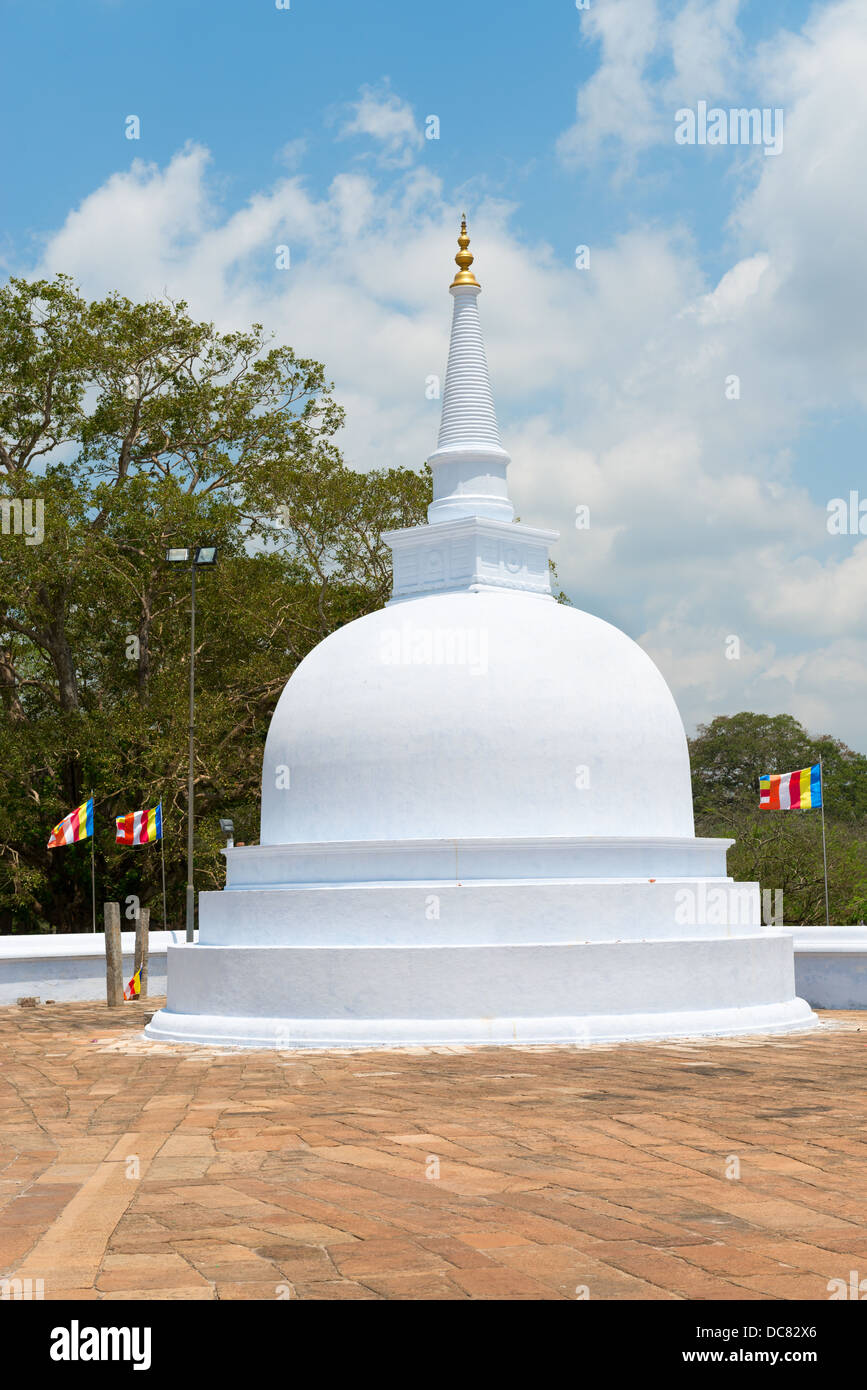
left=0, top=275, right=430, bottom=931
left=690, top=713, right=867, bottom=925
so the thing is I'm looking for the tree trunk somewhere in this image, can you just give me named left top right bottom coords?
left=137, top=591, right=151, bottom=705
left=44, top=620, right=80, bottom=712
left=0, top=646, right=25, bottom=721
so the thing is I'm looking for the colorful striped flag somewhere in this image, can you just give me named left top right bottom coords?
left=47, top=799, right=94, bottom=848
left=124, top=967, right=142, bottom=1002
left=115, top=804, right=163, bottom=846
left=759, top=764, right=822, bottom=810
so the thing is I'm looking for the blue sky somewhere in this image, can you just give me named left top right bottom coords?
left=2, top=0, right=867, bottom=749
left=3, top=0, right=813, bottom=274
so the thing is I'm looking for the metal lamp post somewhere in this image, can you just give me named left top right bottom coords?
left=166, top=545, right=218, bottom=942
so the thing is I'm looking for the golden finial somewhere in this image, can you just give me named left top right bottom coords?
left=450, top=213, right=480, bottom=288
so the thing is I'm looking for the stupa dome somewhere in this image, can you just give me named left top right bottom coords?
left=261, top=590, right=695, bottom=845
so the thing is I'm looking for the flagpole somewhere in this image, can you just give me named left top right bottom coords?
left=90, top=787, right=96, bottom=934
left=186, top=559, right=196, bottom=943
left=819, top=758, right=830, bottom=926
left=160, top=806, right=168, bottom=932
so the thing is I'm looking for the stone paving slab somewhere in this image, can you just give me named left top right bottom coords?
left=0, top=1000, right=864, bottom=1301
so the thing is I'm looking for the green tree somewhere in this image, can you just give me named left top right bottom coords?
left=690, top=713, right=867, bottom=925
left=0, top=275, right=430, bottom=932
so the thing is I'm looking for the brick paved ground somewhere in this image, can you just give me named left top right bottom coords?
left=0, top=1000, right=865, bottom=1301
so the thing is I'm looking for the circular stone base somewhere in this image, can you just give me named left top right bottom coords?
left=145, top=996, right=816, bottom=1049
left=145, top=934, right=816, bottom=1050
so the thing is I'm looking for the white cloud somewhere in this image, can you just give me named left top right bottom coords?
left=730, top=0, right=867, bottom=407
left=665, top=0, right=744, bottom=103
left=338, top=84, right=423, bottom=167
left=559, top=0, right=746, bottom=169
left=277, top=138, right=308, bottom=172
left=694, top=253, right=771, bottom=324
left=557, top=0, right=663, bottom=169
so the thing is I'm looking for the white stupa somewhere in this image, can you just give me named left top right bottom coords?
left=147, top=220, right=815, bottom=1048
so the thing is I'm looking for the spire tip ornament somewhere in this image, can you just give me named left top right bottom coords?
left=450, top=213, right=480, bottom=289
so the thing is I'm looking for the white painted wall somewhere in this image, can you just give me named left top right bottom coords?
left=0, top=931, right=189, bottom=1005
left=763, top=926, right=867, bottom=1010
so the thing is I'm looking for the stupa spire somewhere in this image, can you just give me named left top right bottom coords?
left=426, top=216, right=514, bottom=524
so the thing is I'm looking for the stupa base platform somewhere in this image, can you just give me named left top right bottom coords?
left=145, top=934, right=816, bottom=1049
left=145, top=999, right=815, bottom=1049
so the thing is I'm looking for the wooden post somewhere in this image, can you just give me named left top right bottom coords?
left=135, top=907, right=150, bottom=1000
left=104, top=902, right=123, bottom=1006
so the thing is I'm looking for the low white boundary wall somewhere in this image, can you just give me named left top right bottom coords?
left=0, top=931, right=192, bottom=1005
left=763, top=926, right=867, bottom=1010
left=1, top=927, right=865, bottom=1012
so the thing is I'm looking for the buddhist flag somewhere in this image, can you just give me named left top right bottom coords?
left=124, top=967, right=141, bottom=1002
left=47, top=798, right=94, bottom=848
left=759, top=764, right=822, bottom=810
left=116, top=804, right=163, bottom=846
